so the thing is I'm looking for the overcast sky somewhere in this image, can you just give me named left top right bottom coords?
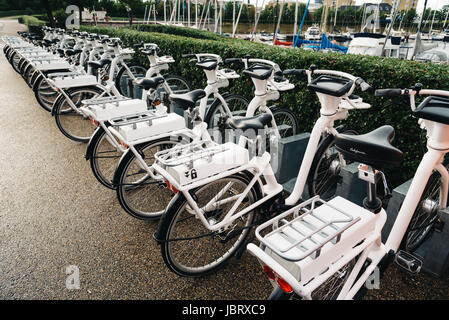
left=243, top=0, right=447, bottom=13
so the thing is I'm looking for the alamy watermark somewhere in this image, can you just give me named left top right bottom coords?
left=65, top=5, right=80, bottom=30
left=65, top=265, right=80, bottom=289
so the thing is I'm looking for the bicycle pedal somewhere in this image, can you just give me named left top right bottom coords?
left=394, top=250, right=423, bottom=274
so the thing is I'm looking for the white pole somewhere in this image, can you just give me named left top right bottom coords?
left=164, top=0, right=167, bottom=24
left=188, top=0, right=190, bottom=26
left=154, top=3, right=157, bottom=24
left=144, top=4, right=148, bottom=22
left=214, top=0, right=218, bottom=32
left=232, top=0, right=244, bottom=37
left=293, top=0, right=298, bottom=36
left=252, top=0, right=265, bottom=40
left=443, top=7, right=449, bottom=30
left=334, top=0, right=338, bottom=28
left=232, top=0, right=236, bottom=35
left=195, top=0, right=198, bottom=28
left=177, top=0, right=181, bottom=24
left=429, top=9, right=436, bottom=36
left=273, top=0, right=285, bottom=45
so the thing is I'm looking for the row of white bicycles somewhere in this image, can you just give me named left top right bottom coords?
left=3, top=27, right=449, bottom=300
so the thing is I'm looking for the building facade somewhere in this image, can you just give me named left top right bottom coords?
left=382, top=0, right=418, bottom=12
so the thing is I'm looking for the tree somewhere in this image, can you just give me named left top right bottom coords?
left=119, top=0, right=144, bottom=25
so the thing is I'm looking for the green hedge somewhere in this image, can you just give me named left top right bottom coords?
left=80, top=25, right=449, bottom=187
left=131, top=24, right=228, bottom=41
left=0, top=10, right=42, bottom=18
left=19, top=15, right=46, bottom=27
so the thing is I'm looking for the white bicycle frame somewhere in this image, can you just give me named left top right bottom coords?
left=103, top=53, right=238, bottom=181
left=153, top=69, right=371, bottom=234
left=248, top=88, right=449, bottom=300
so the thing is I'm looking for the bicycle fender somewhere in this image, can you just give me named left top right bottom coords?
left=85, top=125, right=106, bottom=160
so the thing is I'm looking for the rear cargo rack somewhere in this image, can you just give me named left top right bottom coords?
left=155, top=141, right=229, bottom=168
left=108, top=110, right=168, bottom=127
left=82, top=96, right=132, bottom=108
left=255, top=196, right=360, bottom=262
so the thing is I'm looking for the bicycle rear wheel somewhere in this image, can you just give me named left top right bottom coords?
left=53, top=86, right=105, bottom=142
left=34, top=75, right=59, bottom=112
left=89, top=125, right=122, bottom=189
left=157, top=173, right=260, bottom=277
left=114, top=138, right=181, bottom=220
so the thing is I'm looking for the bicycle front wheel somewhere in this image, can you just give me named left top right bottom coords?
left=115, top=63, right=148, bottom=97
left=404, top=160, right=449, bottom=251
left=53, top=86, right=105, bottom=142
left=204, top=94, right=249, bottom=143
left=157, top=173, right=259, bottom=277
left=162, top=74, right=190, bottom=95
left=307, top=130, right=358, bottom=201
left=270, top=106, right=299, bottom=138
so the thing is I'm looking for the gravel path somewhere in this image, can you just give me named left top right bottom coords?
left=0, top=19, right=447, bottom=300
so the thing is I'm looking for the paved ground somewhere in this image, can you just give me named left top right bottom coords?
left=0, top=19, right=448, bottom=300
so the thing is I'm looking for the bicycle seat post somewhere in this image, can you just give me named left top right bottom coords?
left=358, top=164, right=383, bottom=213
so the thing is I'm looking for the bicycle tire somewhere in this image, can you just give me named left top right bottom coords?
left=307, top=129, right=358, bottom=201
left=114, top=63, right=147, bottom=97
left=53, top=86, right=105, bottom=142
left=156, top=172, right=262, bottom=277
left=114, top=137, right=182, bottom=220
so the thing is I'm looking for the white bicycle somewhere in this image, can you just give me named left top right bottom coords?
left=248, top=83, right=449, bottom=300
left=152, top=67, right=372, bottom=276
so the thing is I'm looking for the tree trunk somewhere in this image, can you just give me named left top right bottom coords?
left=42, top=0, right=55, bottom=27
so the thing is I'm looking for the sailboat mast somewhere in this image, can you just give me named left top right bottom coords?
left=232, top=0, right=236, bottom=35
left=293, top=0, right=311, bottom=47
left=443, top=7, right=449, bottom=30
left=333, top=0, right=338, bottom=28
left=293, top=0, right=299, bottom=36
left=252, top=0, right=265, bottom=40
left=214, top=0, right=218, bottom=32
left=273, top=0, right=285, bottom=45
left=429, top=9, right=436, bottom=36
left=232, top=0, right=244, bottom=37
left=382, top=0, right=400, bottom=56
left=417, top=0, right=428, bottom=33
left=188, top=0, right=190, bottom=26
left=322, top=1, right=329, bottom=33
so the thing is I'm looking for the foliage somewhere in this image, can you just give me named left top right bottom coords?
left=0, top=10, right=43, bottom=18
left=132, top=24, right=227, bottom=41
left=80, top=25, right=449, bottom=186
left=52, top=8, right=69, bottom=28
left=19, top=15, right=46, bottom=27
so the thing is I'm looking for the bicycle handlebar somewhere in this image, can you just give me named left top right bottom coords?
left=374, top=89, right=403, bottom=97
left=283, top=69, right=307, bottom=76
left=224, top=58, right=242, bottom=64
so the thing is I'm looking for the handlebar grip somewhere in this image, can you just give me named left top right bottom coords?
left=360, top=81, right=372, bottom=92
left=182, top=53, right=196, bottom=58
left=283, top=69, right=306, bottom=76
left=274, top=76, right=287, bottom=83
left=374, top=89, right=402, bottom=97
left=354, top=78, right=372, bottom=92
left=224, top=58, right=242, bottom=64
